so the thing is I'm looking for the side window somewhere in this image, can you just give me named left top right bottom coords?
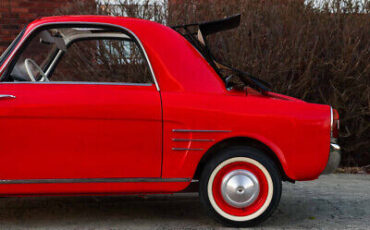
left=52, top=39, right=152, bottom=83
left=5, top=26, right=153, bottom=84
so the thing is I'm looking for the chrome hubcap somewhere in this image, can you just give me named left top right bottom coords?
left=221, top=169, right=260, bottom=208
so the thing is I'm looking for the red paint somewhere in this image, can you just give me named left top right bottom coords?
left=0, top=16, right=333, bottom=196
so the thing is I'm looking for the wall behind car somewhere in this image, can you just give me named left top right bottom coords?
left=0, top=0, right=94, bottom=53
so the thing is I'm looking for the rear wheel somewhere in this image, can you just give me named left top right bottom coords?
left=199, top=146, right=282, bottom=227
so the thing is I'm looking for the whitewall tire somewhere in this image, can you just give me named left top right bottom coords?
left=199, top=146, right=282, bottom=227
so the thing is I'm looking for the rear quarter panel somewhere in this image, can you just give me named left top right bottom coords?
left=162, top=91, right=331, bottom=181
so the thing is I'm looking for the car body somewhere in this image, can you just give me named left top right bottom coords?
left=0, top=15, right=340, bottom=227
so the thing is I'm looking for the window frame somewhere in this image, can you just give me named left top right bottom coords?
left=0, top=22, right=160, bottom=90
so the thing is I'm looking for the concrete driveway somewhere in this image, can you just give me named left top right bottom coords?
left=0, top=174, right=368, bottom=229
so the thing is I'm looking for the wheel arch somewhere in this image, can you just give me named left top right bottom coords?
left=193, top=136, right=294, bottom=182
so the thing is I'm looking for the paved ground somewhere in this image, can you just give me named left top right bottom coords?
left=0, top=174, right=368, bottom=229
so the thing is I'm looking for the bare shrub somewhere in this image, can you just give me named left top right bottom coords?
left=55, top=0, right=167, bottom=23
left=55, top=0, right=370, bottom=166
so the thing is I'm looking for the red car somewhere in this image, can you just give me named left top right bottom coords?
left=0, top=15, right=340, bottom=227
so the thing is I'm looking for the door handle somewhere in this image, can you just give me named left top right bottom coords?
left=0, top=95, right=16, bottom=99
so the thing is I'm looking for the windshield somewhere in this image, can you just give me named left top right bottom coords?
left=172, top=15, right=271, bottom=93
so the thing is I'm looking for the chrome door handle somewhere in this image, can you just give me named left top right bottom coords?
left=0, top=95, right=16, bottom=99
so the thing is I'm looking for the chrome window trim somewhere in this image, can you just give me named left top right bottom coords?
left=0, top=177, right=190, bottom=184
left=172, top=129, right=231, bottom=133
left=0, top=21, right=160, bottom=91
left=0, top=81, right=153, bottom=86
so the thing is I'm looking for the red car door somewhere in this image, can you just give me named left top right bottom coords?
left=0, top=83, right=162, bottom=180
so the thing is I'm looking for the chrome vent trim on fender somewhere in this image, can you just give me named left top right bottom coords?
left=172, top=138, right=215, bottom=142
left=172, top=148, right=204, bottom=151
left=171, top=129, right=229, bottom=151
